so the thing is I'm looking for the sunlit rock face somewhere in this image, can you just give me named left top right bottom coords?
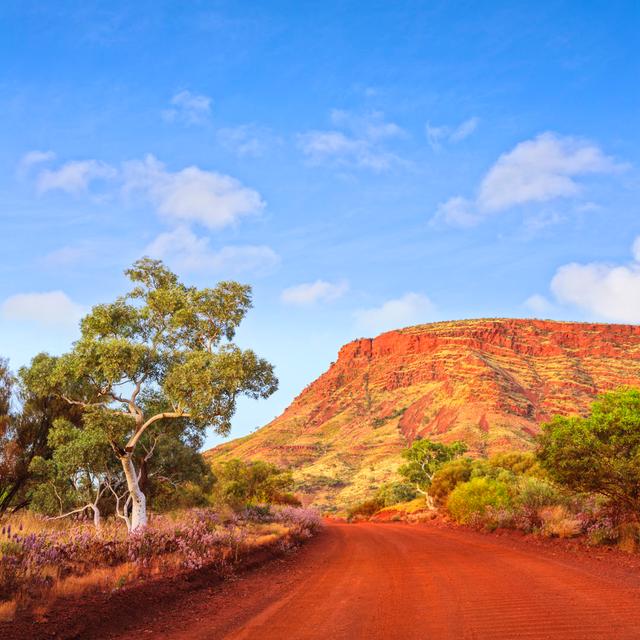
left=206, top=319, right=640, bottom=506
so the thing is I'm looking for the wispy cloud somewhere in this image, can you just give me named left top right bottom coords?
left=426, top=116, right=479, bottom=150
left=162, top=90, right=212, bottom=125
left=1, top=291, right=84, bottom=328
left=281, top=279, right=349, bottom=306
left=217, top=124, right=281, bottom=158
left=298, top=110, right=405, bottom=172
left=523, top=294, right=555, bottom=316
left=36, top=160, right=117, bottom=195
left=18, top=150, right=56, bottom=176
left=354, top=292, right=434, bottom=335
left=145, top=226, right=279, bottom=274
left=433, top=132, right=625, bottom=227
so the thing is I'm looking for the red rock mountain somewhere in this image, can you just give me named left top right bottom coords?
left=207, top=319, right=640, bottom=507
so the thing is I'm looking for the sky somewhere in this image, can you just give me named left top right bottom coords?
left=0, top=1, right=639, bottom=449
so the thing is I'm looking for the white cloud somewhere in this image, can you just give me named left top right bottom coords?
left=162, top=90, right=212, bottom=125
left=28, top=153, right=264, bottom=229
left=550, top=257, right=640, bottom=324
left=281, top=280, right=349, bottom=306
left=432, top=196, right=479, bottom=228
left=18, top=150, right=56, bottom=175
left=449, top=117, right=480, bottom=143
left=524, top=294, right=555, bottom=316
left=42, top=243, right=96, bottom=267
left=354, top=292, right=434, bottom=335
left=122, top=155, right=264, bottom=229
left=145, top=226, right=279, bottom=274
left=522, top=210, right=565, bottom=235
left=298, top=110, right=404, bottom=172
left=36, top=160, right=117, bottom=195
left=426, top=117, right=479, bottom=149
left=1, top=291, right=84, bottom=328
left=478, top=132, right=621, bottom=212
left=434, top=132, right=624, bottom=227
left=217, top=125, right=280, bottom=157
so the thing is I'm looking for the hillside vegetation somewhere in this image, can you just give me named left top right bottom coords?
left=207, top=318, right=640, bottom=507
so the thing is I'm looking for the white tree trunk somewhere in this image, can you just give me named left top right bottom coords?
left=120, top=454, right=147, bottom=531
left=91, top=504, right=102, bottom=531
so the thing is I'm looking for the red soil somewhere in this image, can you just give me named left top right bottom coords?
left=9, top=522, right=640, bottom=639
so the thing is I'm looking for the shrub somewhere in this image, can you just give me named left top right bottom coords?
left=211, top=459, right=295, bottom=509
left=538, top=388, right=640, bottom=519
left=515, top=476, right=562, bottom=529
left=430, top=458, right=474, bottom=506
left=586, top=517, right=618, bottom=546
left=376, top=481, right=417, bottom=507
left=347, top=498, right=384, bottom=521
left=489, top=452, right=542, bottom=477
left=447, top=477, right=512, bottom=525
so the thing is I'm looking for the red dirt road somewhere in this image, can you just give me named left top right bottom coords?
left=97, top=522, right=640, bottom=640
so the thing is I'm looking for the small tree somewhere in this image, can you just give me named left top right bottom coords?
left=537, top=388, right=640, bottom=520
left=398, top=438, right=467, bottom=509
left=21, top=258, right=277, bottom=530
left=30, top=416, right=119, bottom=530
left=0, top=359, right=83, bottom=515
left=213, top=459, right=295, bottom=508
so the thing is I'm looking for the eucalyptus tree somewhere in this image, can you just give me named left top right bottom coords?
left=22, top=258, right=278, bottom=530
left=0, top=359, right=83, bottom=515
left=398, top=438, right=467, bottom=509
left=30, top=416, right=118, bottom=530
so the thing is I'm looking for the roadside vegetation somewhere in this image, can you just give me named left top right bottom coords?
left=348, top=388, right=640, bottom=553
left=0, top=259, right=321, bottom=621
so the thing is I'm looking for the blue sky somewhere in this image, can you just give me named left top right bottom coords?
left=0, top=1, right=638, bottom=448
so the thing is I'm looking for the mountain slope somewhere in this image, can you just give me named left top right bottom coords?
left=206, top=319, right=640, bottom=507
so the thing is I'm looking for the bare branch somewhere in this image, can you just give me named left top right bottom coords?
left=125, top=411, right=190, bottom=452
left=46, top=504, right=92, bottom=521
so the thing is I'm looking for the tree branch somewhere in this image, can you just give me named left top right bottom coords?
left=46, top=504, right=92, bottom=521
left=125, top=411, right=190, bottom=452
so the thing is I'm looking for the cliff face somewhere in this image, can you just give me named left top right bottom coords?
left=206, top=319, right=640, bottom=507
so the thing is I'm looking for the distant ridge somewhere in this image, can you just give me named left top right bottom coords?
left=206, top=318, right=640, bottom=507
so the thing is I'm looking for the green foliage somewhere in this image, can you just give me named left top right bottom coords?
left=18, top=259, right=278, bottom=527
left=29, top=417, right=116, bottom=518
left=538, top=388, right=640, bottom=517
left=398, top=439, right=467, bottom=492
left=1, top=359, right=84, bottom=515
left=487, top=451, right=542, bottom=477
left=430, top=457, right=474, bottom=506
left=376, top=481, right=417, bottom=507
left=211, top=459, right=296, bottom=509
left=447, top=477, right=512, bottom=524
left=347, top=498, right=384, bottom=521
left=515, top=475, right=561, bottom=513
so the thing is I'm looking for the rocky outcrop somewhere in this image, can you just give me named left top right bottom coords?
left=206, top=319, right=640, bottom=506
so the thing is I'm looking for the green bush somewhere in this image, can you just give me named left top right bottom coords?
left=430, top=458, right=474, bottom=505
left=211, top=459, right=295, bottom=509
left=538, top=388, right=640, bottom=519
left=376, top=481, right=417, bottom=507
left=447, top=477, right=512, bottom=524
left=514, top=475, right=562, bottom=529
left=488, top=452, right=542, bottom=477
left=347, top=498, right=384, bottom=521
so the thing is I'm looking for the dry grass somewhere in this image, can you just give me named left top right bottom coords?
left=617, top=523, right=639, bottom=553
left=0, top=599, right=17, bottom=623
left=0, top=506, right=320, bottom=620
left=539, top=506, right=582, bottom=538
